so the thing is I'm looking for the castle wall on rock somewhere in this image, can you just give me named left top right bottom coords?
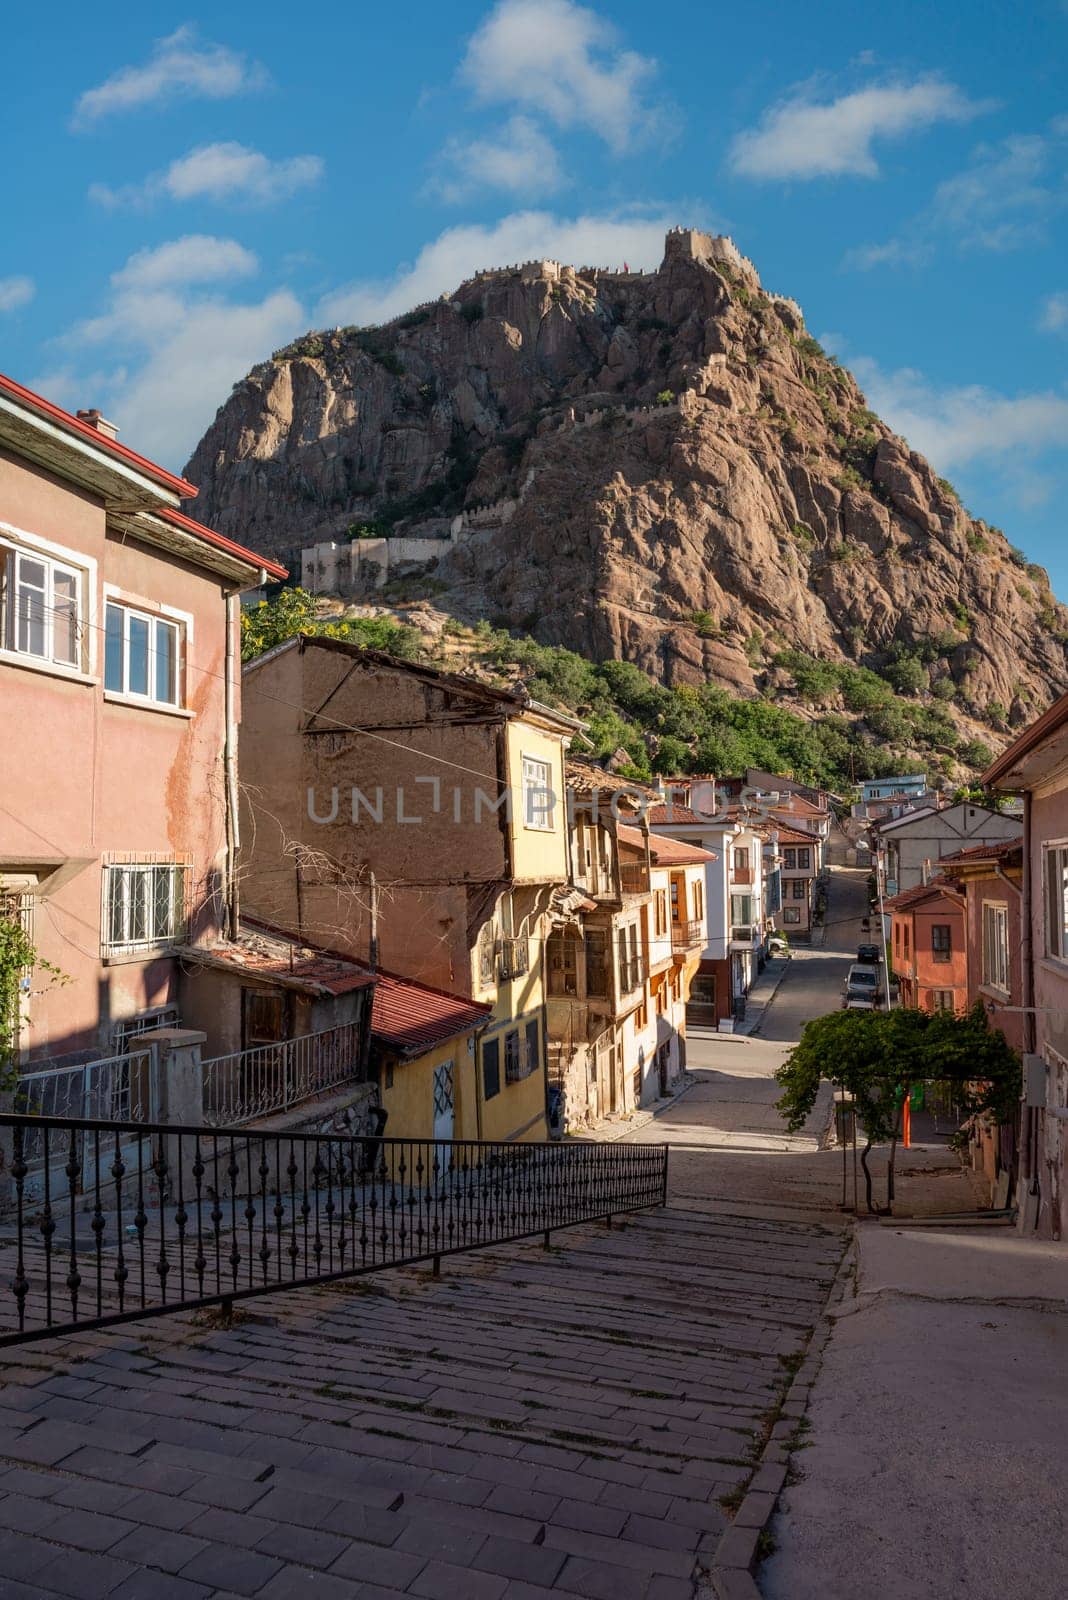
left=299, top=495, right=519, bottom=596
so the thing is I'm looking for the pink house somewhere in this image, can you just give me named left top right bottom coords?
left=985, top=693, right=1068, bottom=1237
left=0, top=373, right=286, bottom=1070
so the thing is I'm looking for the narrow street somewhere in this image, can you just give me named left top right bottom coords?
left=626, top=858, right=872, bottom=1216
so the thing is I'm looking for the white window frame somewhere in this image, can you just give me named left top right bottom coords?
left=783, top=907, right=801, bottom=925
left=0, top=529, right=91, bottom=675
left=102, top=859, right=189, bottom=957
left=521, top=752, right=555, bottom=832
left=1044, top=842, right=1068, bottom=964
left=981, top=900, right=1010, bottom=993
left=103, top=600, right=183, bottom=707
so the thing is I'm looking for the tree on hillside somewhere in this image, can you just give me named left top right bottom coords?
left=240, top=587, right=424, bottom=664
left=775, top=1005, right=1020, bottom=1213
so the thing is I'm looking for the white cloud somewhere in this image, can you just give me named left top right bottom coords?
left=431, top=117, right=563, bottom=203
left=929, top=133, right=1059, bottom=250
left=460, top=0, right=663, bottom=151
left=844, top=350, right=1068, bottom=471
left=73, top=25, right=269, bottom=127
left=317, top=207, right=687, bottom=326
left=43, top=238, right=301, bottom=466
left=112, top=235, right=259, bottom=292
left=90, top=142, right=323, bottom=209
left=0, top=276, right=34, bottom=312
left=728, top=77, right=987, bottom=181
left=846, top=124, right=1067, bottom=269
left=844, top=121, right=1061, bottom=270
left=1040, top=292, right=1068, bottom=333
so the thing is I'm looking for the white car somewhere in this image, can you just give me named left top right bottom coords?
left=844, top=963, right=882, bottom=1007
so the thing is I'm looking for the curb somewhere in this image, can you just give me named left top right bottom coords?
left=579, top=1072, right=702, bottom=1145
left=700, top=1230, right=857, bottom=1598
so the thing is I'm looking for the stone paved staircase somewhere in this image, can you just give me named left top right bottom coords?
left=0, top=1203, right=844, bottom=1599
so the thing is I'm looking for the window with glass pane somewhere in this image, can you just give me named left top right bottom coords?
left=105, top=604, right=124, bottom=689
left=16, top=556, right=47, bottom=657
left=51, top=568, right=79, bottom=665
left=104, top=603, right=182, bottom=706
left=155, top=621, right=178, bottom=703
left=585, top=930, right=608, bottom=997
left=128, top=614, right=150, bottom=695
left=103, top=862, right=187, bottom=953
left=1045, top=845, right=1068, bottom=960
left=2, top=547, right=84, bottom=668
left=521, top=755, right=554, bottom=830
left=982, top=902, right=1009, bottom=991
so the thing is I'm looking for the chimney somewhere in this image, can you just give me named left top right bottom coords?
left=76, top=408, right=119, bottom=441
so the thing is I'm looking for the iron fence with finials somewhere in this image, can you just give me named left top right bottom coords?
left=0, top=1115, right=669, bottom=1346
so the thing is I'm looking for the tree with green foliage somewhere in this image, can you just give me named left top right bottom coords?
left=240, top=588, right=424, bottom=664
left=959, top=737, right=994, bottom=770
left=1, top=904, right=67, bottom=1087
left=775, top=1005, right=1020, bottom=1213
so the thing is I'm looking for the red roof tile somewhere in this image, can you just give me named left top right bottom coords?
left=0, top=369, right=196, bottom=498
left=160, top=507, right=289, bottom=581
left=179, top=935, right=375, bottom=997
left=884, top=880, right=965, bottom=912
left=372, top=972, right=492, bottom=1056
left=937, top=838, right=1023, bottom=868
left=618, top=823, right=717, bottom=865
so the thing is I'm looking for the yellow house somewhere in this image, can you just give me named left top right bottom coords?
left=370, top=969, right=492, bottom=1143
left=239, top=637, right=581, bottom=1143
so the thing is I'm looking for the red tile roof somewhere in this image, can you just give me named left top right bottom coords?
left=884, top=880, right=965, bottom=912
left=646, top=803, right=718, bottom=827
left=179, top=934, right=375, bottom=998
left=0, top=370, right=196, bottom=498
left=372, top=971, right=492, bottom=1056
left=938, top=838, right=1023, bottom=868
left=0, top=370, right=289, bottom=581
left=160, top=507, right=289, bottom=581
left=618, top=823, right=717, bottom=865
left=776, top=826, right=820, bottom=846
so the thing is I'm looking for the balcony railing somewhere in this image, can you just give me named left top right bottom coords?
left=618, top=860, right=651, bottom=896
left=498, top=935, right=530, bottom=981
left=202, top=1023, right=363, bottom=1127
left=731, top=924, right=758, bottom=944
left=671, top=919, right=705, bottom=951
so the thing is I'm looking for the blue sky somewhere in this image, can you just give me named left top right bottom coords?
left=4, top=1, right=1067, bottom=591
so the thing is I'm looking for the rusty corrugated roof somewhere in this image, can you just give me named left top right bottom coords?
left=372, top=972, right=492, bottom=1056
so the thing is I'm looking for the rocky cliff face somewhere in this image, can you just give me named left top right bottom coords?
left=186, top=229, right=1068, bottom=731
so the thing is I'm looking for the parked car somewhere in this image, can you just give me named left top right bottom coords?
left=844, top=963, right=882, bottom=1007
left=857, top=942, right=882, bottom=964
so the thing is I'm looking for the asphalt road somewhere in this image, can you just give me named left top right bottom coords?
left=758, top=860, right=873, bottom=1041
left=629, top=860, right=876, bottom=1216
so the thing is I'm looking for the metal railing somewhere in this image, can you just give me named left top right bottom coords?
left=0, top=1115, right=669, bottom=1346
left=672, top=919, right=705, bottom=951
left=201, top=1023, right=362, bottom=1126
left=12, top=1050, right=156, bottom=1201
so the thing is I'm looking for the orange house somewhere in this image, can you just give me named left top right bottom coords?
left=887, top=880, right=968, bottom=1013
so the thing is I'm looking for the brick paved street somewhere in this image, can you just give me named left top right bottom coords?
left=0, top=1190, right=845, bottom=1599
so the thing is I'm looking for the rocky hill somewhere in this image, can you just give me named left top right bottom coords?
left=187, top=228, right=1068, bottom=745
